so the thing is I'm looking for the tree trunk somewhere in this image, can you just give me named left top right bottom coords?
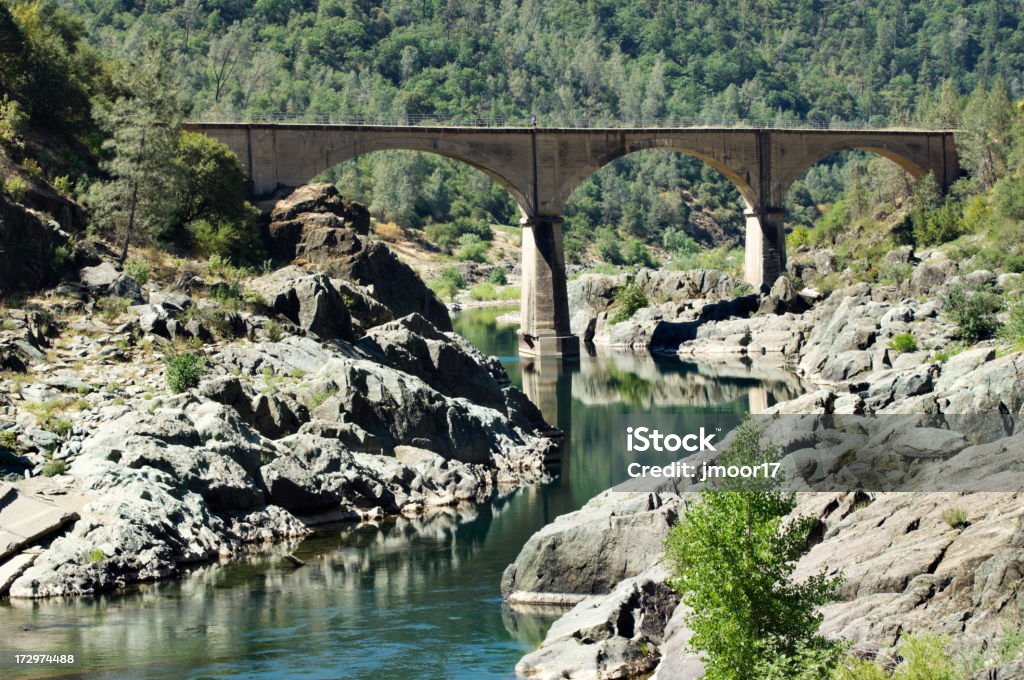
left=120, top=129, right=146, bottom=267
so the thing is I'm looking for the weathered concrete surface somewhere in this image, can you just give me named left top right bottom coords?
left=185, top=122, right=959, bottom=349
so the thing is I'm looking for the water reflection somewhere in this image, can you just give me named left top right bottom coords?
left=0, top=306, right=807, bottom=679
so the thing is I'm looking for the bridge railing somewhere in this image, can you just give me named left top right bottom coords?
left=185, top=111, right=959, bottom=131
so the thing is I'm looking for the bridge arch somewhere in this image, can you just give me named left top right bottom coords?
left=767, top=132, right=956, bottom=206
left=551, top=135, right=759, bottom=216
left=317, top=135, right=534, bottom=217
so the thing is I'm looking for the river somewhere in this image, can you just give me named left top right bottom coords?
left=0, top=307, right=806, bottom=679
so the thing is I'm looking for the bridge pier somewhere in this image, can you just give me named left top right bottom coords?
left=518, top=216, right=580, bottom=358
left=743, top=208, right=786, bottom=289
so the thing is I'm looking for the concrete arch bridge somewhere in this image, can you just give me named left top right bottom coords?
left=183, top=121, right=958, bottom=357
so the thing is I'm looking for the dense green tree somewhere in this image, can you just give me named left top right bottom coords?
left=664, top=423, right=844, bottom=679
left=85, top=47, right=184, bottom=264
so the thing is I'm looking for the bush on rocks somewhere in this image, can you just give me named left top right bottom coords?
left=164, top=348, right=207, bottom=393
left=610, top=283, right=648, bottom=324
left=943, top=284, right=1002, bottom=343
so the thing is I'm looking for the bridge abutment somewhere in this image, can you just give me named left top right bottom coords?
left=518, top=216, right=580, bottom=358
left=743, top=208, right=786, bottom=289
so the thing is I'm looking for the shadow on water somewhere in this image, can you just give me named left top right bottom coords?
left=0, top=306, right=807, bottom=680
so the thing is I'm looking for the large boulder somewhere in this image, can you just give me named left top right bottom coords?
left=308, top=357, right=525, bottom=465
left=568, top=273, right=628, bottom=340
left=358, top=313, right=507, bottom=410
left=635, top=269, right=745, bottom=302
left=267, top=183, right=369, bottom=261
left=248, top=266, right=354, bottom=341
left=269, top=183, right=371, bottom=229
left=73, top=403, right=272, bottom=512
left=501, top=491, right=679, bottom=604
left=327, top=241, right=452, bottom=332
left=515, top=567, right=681, bottom=680
left=264, top=185, right=449, bottom=331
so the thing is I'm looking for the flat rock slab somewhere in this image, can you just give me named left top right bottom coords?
left=0, top=488, right=78, bottom=561
left=0, top=550, right=39, bottom=597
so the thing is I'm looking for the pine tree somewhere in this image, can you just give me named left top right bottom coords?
left=86, top=46, right=184, bottom=265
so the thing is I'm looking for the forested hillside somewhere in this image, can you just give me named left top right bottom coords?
left=11, top=0, right=1024, bottom=269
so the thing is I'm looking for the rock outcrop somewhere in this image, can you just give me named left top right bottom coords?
left=0, top=195, right=72, bottom=294
left=568, top=269, right=756, bottom=349
left=515, top=566, right=681, bottom=680
left=502, top=492, right=679, bottom=605
left=264, top=185, right=452, bottom=331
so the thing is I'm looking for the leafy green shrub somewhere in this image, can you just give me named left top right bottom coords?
left=188, top=219, right=246, bottom=260
left=878, top=262, right=913, bottom=286
left=49, top=241, right=75, bottom=273
left=610, top=283, right=648, bottom=323
left=787, top=225, right=812, bottom=250
left=88, top=548, right=105, bottom=563
left=814, top=198, right=851, bottom=245
left=832, top=632, right=958, bottom=679
left=0, top=430, right=17, bottom=450
left=563, top=232, right=587, bottom=264
left=888, top=333, right=918, bottom=353
left=52, top=417, right=72, bottom=438
left=943, top=284, right=1003, bottom=343
left=124, top=258, right=151, bottom=285
left=468, top=283, right=519, bottom=301
left=453, top=216, right=493, bottom=241
left=469, top=282, right=496, bottom=300
left=941, top=507, right=969, bottom=529
left=892, top=633, right=958, bottom=680
left=487, top=268, right=508, bottom=285
left=264, top=319, right=284, bottom=342
left=913, top=201, right=964, bottom=246
left=665, top=422, right=844, bottom=678
left=51, top=175, right=72, bottom=197
left=429, top=266, right=466, bottom=300
left=439, top=267, right=465, bottom=288
left=830, top=657, right=890, bottom=680
left=424, top=222, right=459, bottom=251
left=596, top=230, right=624, bottom=265
left=663, top=228, right=700, bottom=255
left=42, top=459, right=67, bottom=477
left=22, top=158, right=43, bottom=178
left=163, top=349, right=207, bottom=393
left=994, top=174, right=1024, bottom=222
left=3, top=175, right=30, bottom=203
left=999, top=298, right=1024, bottom=348
left=455, top=234, right=489, bottom=262
left=0, top=95, right=28, bottom=149
left=623, top=239, right=658, bottom=267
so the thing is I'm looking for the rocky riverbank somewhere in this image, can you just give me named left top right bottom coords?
left=0, top=185, right=556, bottom=599
left=509, top=254, right=1024, bottom=678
